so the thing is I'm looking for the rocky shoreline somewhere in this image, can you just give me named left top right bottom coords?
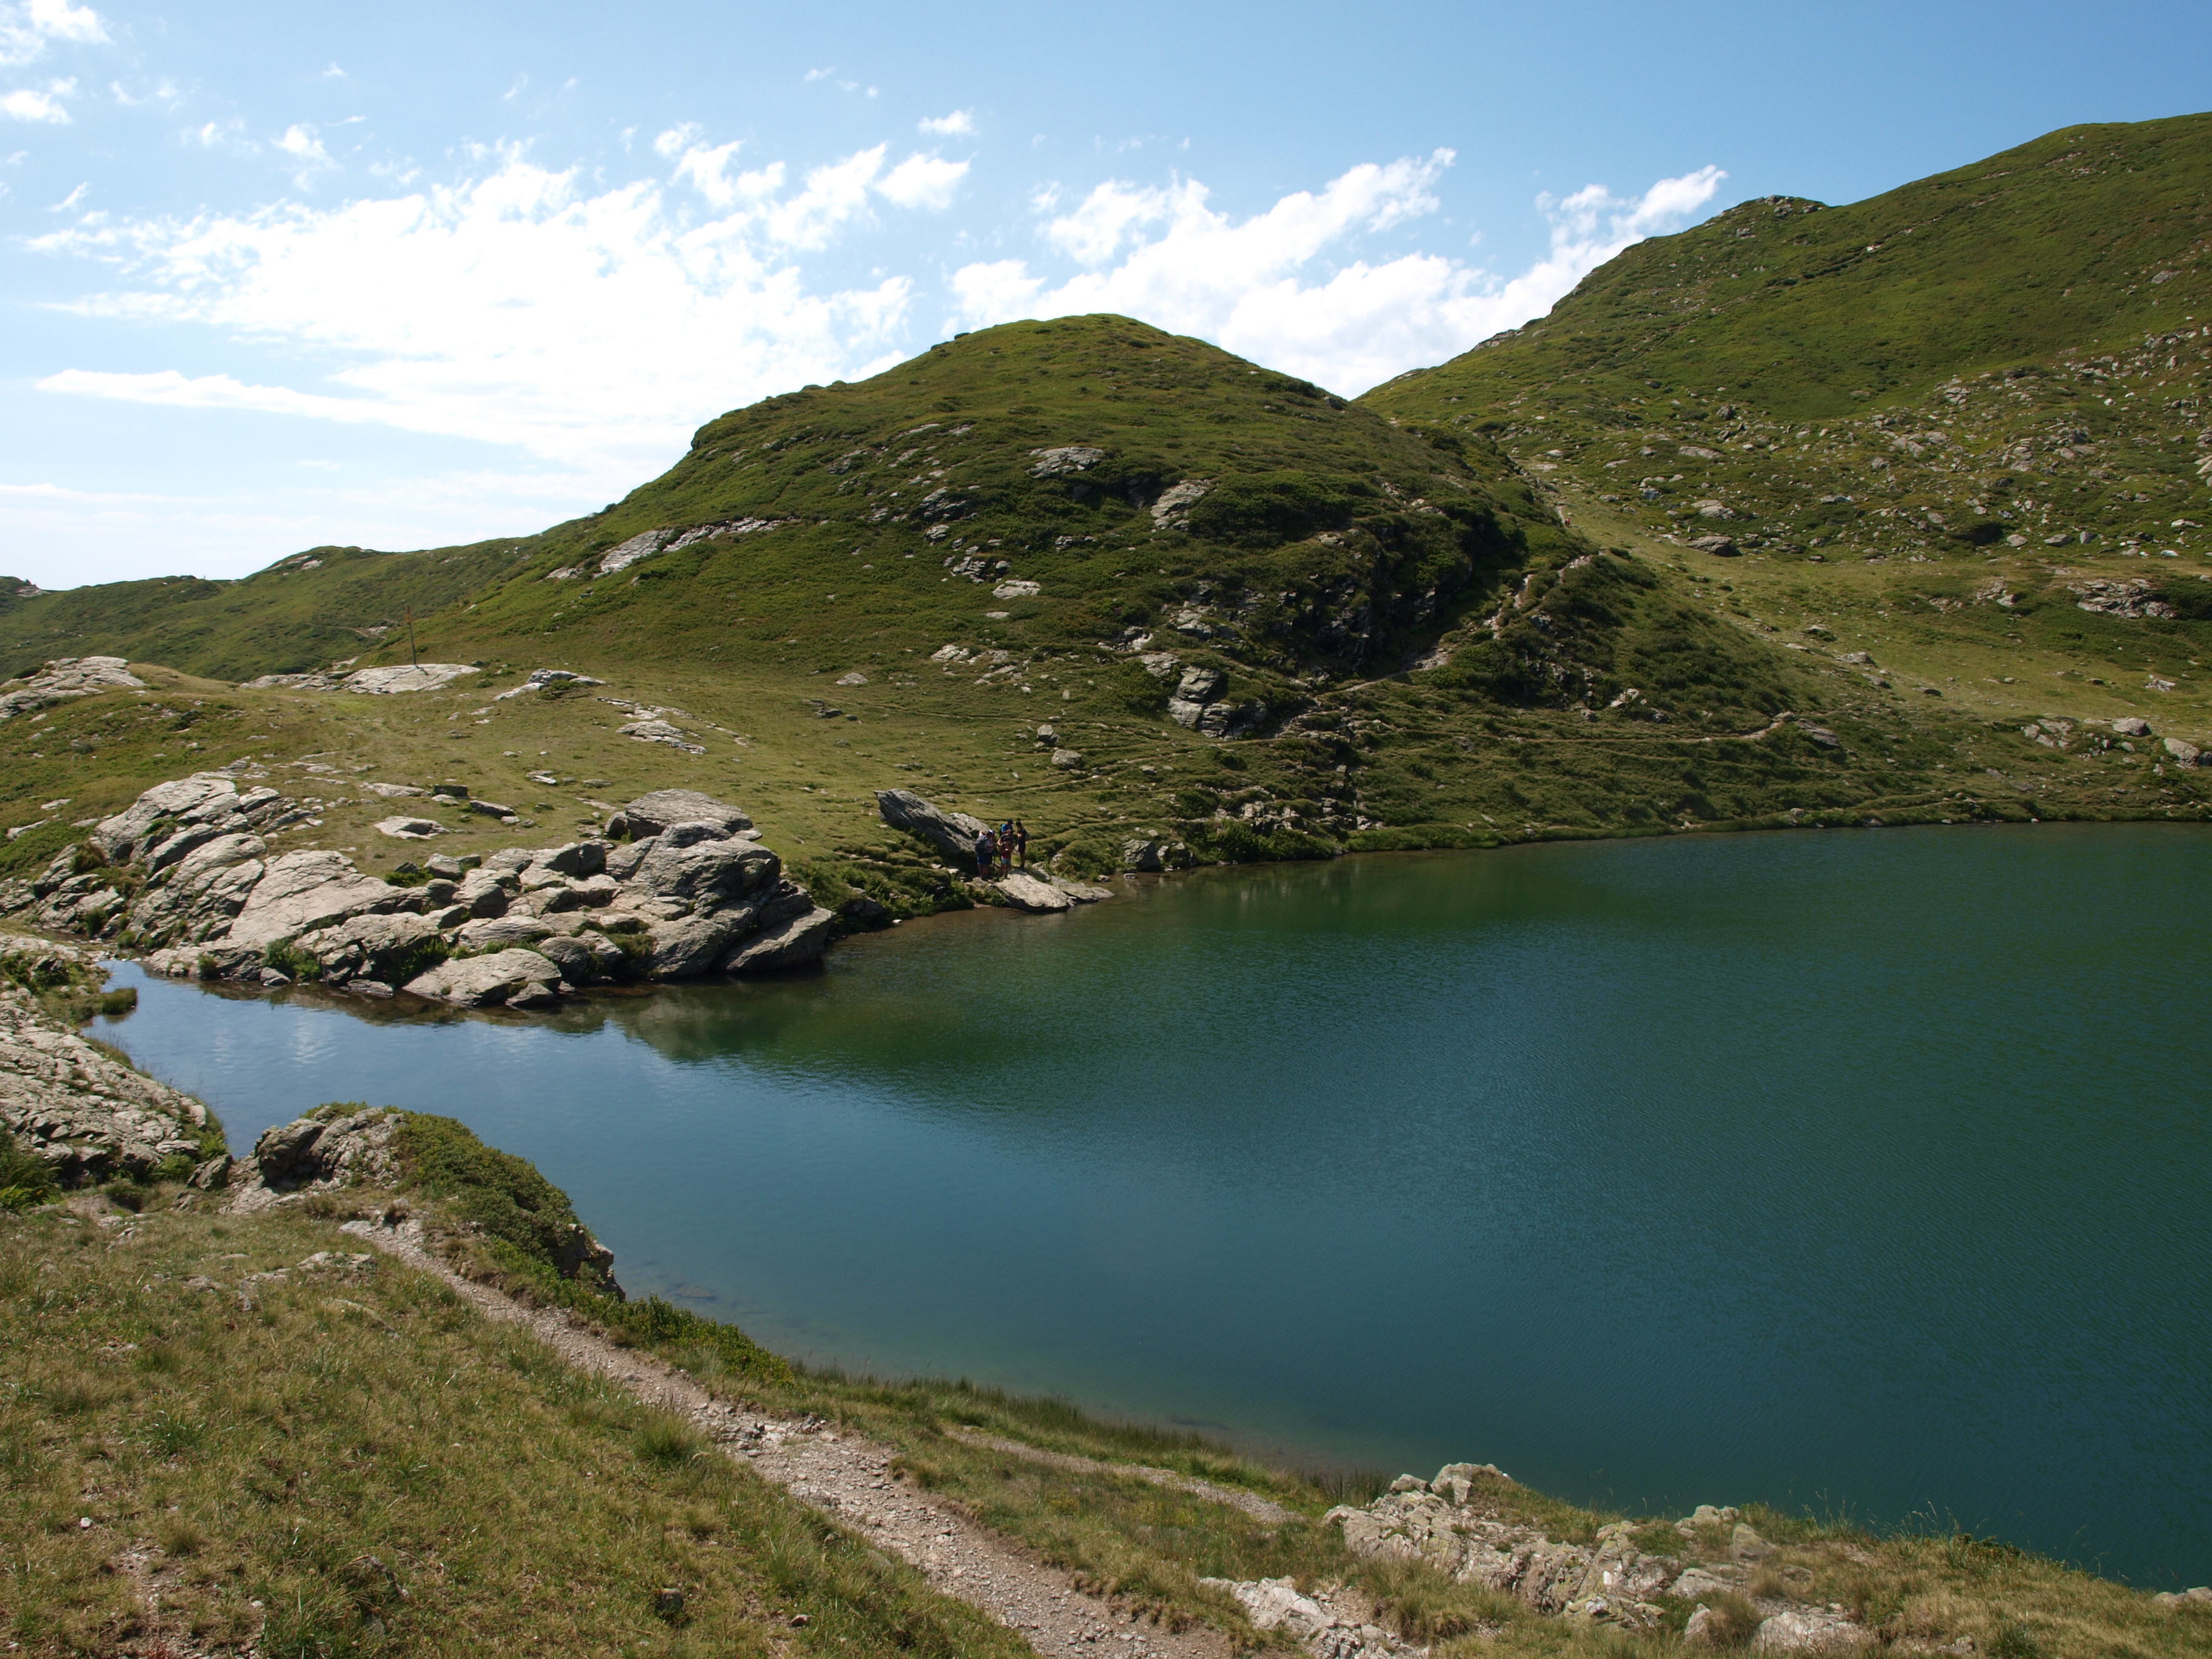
left=0, top=767, right=1130, bottom=1018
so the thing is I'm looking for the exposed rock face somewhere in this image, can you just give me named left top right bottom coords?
left=402, top=948, right=565, bottom=1009
left=18, top=773, right=834, bottom=1011
left=251, top=1106, right=400, bottom=1193
left=0, top=969, right=211, bottom=1186
left=0, top=655, right=144, bottom=721
left=610, top=789, right=755, bottom=839
left=721, top=906, right=836, bottom=972
left=341, top=663, right=480, bottom=694
left=1198, top=1577, right=1418, bottom=1659
left=875, top=788, right=991, bottom=861
left=1319, top=1470, right=1877, bottom=1646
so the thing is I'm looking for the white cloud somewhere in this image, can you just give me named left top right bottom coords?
left=30, top=148, right=927, bottom=500
left=276, top=122, right=331, bottom=166
left=877, top=152, right=967, bottom=210
left=0, top=0, right=105, bottom=67
left=918, top=108, right=974, bottom=137
left=2, top=76, right=72, bottom=122
left=803, top=65, right=833, bottom=82
left=950, top=152, right=1724, bottom=395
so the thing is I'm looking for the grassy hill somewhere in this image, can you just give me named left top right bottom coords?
left=1361, top=113, right=2212, bottom=756
left=7, top=132, right=2212, bottom=890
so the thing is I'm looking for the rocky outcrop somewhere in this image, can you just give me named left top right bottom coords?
left=8, top=776, right=839, bottom=1013
left=874, top=788, right=990, bottom=861
left=721, top=906, right=836, bottom=972
left=1324, top=1467, right=1874, bottom=1645
left=0, top=655, right=144, bottom=720
left=609, top=788, right=756, bottom=840
left=401, top=948, right=566, bottom=1009
left=0, top=970, right=212, bottom=1186
left=1199, top=1577, right=1419, bottom=1659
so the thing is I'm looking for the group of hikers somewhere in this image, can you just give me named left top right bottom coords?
left=974, top=819, right=1028, bottom=879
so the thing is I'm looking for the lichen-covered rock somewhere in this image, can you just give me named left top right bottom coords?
left=0, top=655, right=144, bottom=722
left=1327, top=1464, right=1677, bottom=1627
left=0, top=982, right=213, bottom=1185
left=292, top=911, right=444, bottom=984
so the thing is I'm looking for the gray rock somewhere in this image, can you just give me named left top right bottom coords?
left=1045, top=875, right=1113, bottom=902
left=1751, top=1609, right=1874, bottom=1653
left=454, top=872, right=512, bottom=919
left=401, top=948, right=563, bottom=1008
left=454, top=915, right=557, bottom=953
left=605, top=836, right=658, bottom=880
left=1050, top=748, right=1083, bottom=770
left=994, top=872, right=1074, bottom=913
left=723, top=906, right=837, bottom=973
left=0, top=655, right=145, bottom=722
left=874, top=788, right=991, bottom=860
left=534, top=841, right=608, bottom=877
left=615, top=789, right=754, bottom=839
left=1731, top=1524, right=1775, bottom=1563
left=0, top=979, right=212, bottom=1185
left=375, top=815, right=444, bottom=839
left=224, top=850, right=406, bottom=953
left=424, top=853, right=476, bottom=878
left=535, top=932, right=622, bottom=984
left=628, top=828, right=779, bottom=907
left=481, top=847, right=535, bottom=875
left=1689, top=534, right=1740, bottom=557
left=90, top=773, right=240, bottom=863
left=2112, top=716, right=2152, bottom=737
left=244, top=1107, right=401, bottom=1197
left=293, top=911, right=443, bottom=983
left=645, top=908, right=758, bottom=977
left=2162, top=737, right=2200, bottom=766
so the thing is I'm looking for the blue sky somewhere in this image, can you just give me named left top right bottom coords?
left=3, top=0, right=2208, bottom=590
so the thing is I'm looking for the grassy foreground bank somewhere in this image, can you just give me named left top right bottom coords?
left=4, top=1110, right=2205, bottom=1658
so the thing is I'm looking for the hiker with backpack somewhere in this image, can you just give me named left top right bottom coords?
left=974, top=825, right=999, bottom=879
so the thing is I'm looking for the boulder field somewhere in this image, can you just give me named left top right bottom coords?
left=0, top=774, right=839, bottom=1013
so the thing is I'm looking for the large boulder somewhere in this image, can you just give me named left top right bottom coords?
left=644, top=908, right=758, bottom=977
left=723, top=907, right=836, bottom=973
left=874, top=789, right=990, bottom=861
left=994, top=872, right=1074, bottom=913
left=124, top=837, right=268, bottom=945
left=90, top=773, right=241, bottom=864
left=292, top=911, right=444, bottom=984
left=225, top=851, right=407, bottom=953
left=401, top=948, right=563, bottom=1008
left=251, top=1107, right=401, bottom=1193
left=628, top=825, right=779, bottom=907
left=535, top=931, right=626, bottom=984
left=612, top=789, right=753, bottom=840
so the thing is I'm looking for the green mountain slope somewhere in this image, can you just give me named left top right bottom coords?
left=1362, top=114, right=2212, bottom=754
left=2, top=292, right=2201, bottom=883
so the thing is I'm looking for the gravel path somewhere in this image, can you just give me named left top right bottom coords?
left=344, top=1218, right=1233, bottom=1659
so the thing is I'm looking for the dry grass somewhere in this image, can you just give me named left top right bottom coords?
left=0, top=1197, right=1031, bottom=1659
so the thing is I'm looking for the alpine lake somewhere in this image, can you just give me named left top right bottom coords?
left=102, top=822, right=2212, bottom=1589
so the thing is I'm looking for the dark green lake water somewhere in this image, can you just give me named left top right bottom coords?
left=106, top=824, right=2211, bottom=1586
